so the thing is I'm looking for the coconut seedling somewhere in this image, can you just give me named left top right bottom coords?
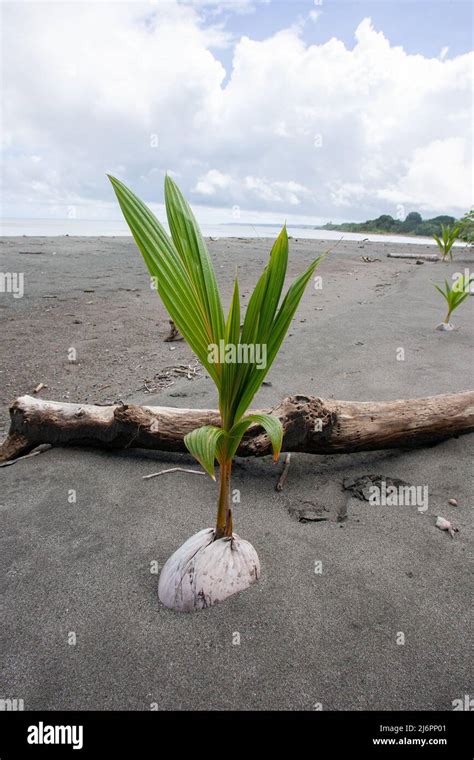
left=434, top=273, right=473, bottom=331
left=432, top=224, right=460, bottom=261
left=108, top=174, right=323, bottom=611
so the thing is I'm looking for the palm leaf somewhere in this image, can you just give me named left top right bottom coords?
left=254, top=226, right=289, bottom=340
left=222, top=227, right=291, bottom=424
left=234, top=256, right=323, bottom=422
left=164, top=175, right=224, bottom=348
left=228, top=413, right=283, bottom=460
left=454, top=291, right=470, bottom=308
left=221, top=278, right=241, bottom=426
left=184, top=425, right=227, bottom=480
left=240, top=268, right=267, bottom=346
left=108, top=175, right=221, bottom=385
left=433, top=283, right=448, bottom=301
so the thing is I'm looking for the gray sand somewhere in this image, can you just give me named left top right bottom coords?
left=0, top=236, right=472, bottom=710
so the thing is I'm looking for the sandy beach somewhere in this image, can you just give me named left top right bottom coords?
left=0, top=235, right=472, bottom=710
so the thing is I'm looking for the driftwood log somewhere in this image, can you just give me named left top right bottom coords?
left=387, top=252, right=439, bottom=261
left=0, top=392, right=473, bottom=464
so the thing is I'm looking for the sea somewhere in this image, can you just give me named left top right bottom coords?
left=0, top=218, right=464, bottom=247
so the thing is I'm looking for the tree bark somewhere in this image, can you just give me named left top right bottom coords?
left=1, top=391, right=473, bottom=464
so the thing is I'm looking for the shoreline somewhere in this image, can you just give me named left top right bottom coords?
left=1, top=225, right=469, bottom=247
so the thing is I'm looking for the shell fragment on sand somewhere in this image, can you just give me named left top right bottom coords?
left=435, top=516, right=458, bottom=538
left=158, top=528, right=260, bottom=612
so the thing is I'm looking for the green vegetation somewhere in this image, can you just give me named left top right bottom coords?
left=109, top=174, right=322, bottom=540
left=434, top=274, right=473, bottom=329
left=321, top=211, right=464, bottom=237
left=458, top=209, right=474, bottom=245
left=433, top=223, right=460, bottom=261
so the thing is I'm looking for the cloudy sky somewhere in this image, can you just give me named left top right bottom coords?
left=1, top=0, right=472, bottom=226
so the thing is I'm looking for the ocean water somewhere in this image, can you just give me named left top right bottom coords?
left=0, top=217, right=462, bottom=247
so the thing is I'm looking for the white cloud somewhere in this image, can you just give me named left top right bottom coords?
left=378, top=138, right=472, bottom=212
left=1, top=4, right=472, bottom=223
left=194, top=170, right=309, bottom=206
left=195, top=169, right=233, bottom=195
left=328, top=182, right=368, bottom=208
left=244, top=176, right=310, bottom=205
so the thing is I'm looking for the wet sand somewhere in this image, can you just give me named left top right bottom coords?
left=0, top=236, right=472, bottom=709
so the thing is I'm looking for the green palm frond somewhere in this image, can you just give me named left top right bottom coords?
left=233, top=255, right=323, bottom=422
left=434, top=273, right=473, bottom=318
left=184, top=425, right=227, bottom=480
left=228, top=413, right=283, bottom=461
left=109, top=174, right=324, bottom=472
left=220, top=278, right=241, bottom=426
left=433, top=223, right=460, bottom=260
left=164, top=175, right=225, bottom=348
left=108, top=174, right=222, bottom=386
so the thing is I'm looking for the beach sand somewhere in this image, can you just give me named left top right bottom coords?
left=0, top=236, right=472, bottom=710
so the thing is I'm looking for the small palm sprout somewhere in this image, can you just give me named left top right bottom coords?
left=109, top=174, right=323, bottom=611
left=434, top=273, right=473, bottom=331
left=433, top=224, right=460, bottom=261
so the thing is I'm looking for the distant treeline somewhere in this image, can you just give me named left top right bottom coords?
left=320, top=212, right=461, bottom=237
